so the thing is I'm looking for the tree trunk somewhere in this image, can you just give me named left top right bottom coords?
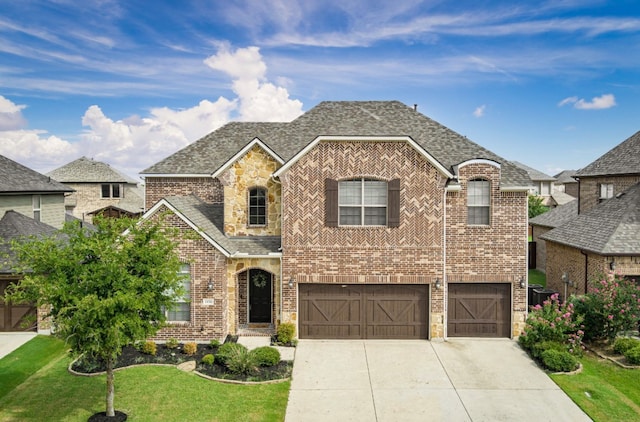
left=106, top=357, right=115, bottom=417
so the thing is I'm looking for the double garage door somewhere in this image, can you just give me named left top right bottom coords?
left=299, top=283, right=511, bottom=339
left=299, top=284, right=429, bottom=339
left=0, top=279, right=37, bottom=332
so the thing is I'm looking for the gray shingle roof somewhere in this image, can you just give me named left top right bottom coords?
left=0, top=155, right=73, bottom=194
left=512, top=161, right=556, bottom=182
left=540, top=183, right=640, bottom=255
left=553, top=170, right=577, bottom=185
left=47, top=156, right=138, bottom=184
left=162, top=195, right=280, bottom=256
left=551, top=191, right=576, bottom=205
left=0, top=210, right=58, bottom=273
left=576, top=131, right=640, bottom=177
left=142, top=101, right=530, bottom=188
left=530, top=199, right=578, bottom=228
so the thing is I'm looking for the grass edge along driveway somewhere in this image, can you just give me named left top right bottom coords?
left=0, top=336, right=289, bottom=422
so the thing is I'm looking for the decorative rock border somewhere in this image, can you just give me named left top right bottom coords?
left=586, top=346, right=640, bottom=369
left=551, top=362, right=583, bottom=376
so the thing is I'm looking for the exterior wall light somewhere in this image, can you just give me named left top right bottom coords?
left=288, top=278, right=295, bottom=289
left=207, top=278, right=214, bottom=291
left=519, top=276, right=526, bottom=289
left=435, top=278, right=441, bottom=290
left=610, top=260, right=616, bottom=271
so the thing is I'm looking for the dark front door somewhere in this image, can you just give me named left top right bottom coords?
left=249, top=269, right=272, bottom=323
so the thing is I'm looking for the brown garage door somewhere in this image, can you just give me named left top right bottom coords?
left=0, top=279, right=37, bottom=332
left=447, top=283, right=511, bottom=338
left=299, top=284, right=429, bottom=339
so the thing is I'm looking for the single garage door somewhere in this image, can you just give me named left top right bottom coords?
left=447, top=283, right=511, bottom=338
left=299, top=284, right=429, bottom=339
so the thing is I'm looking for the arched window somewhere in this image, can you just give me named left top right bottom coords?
left=467, top=179, right=490, bottom=225
left=249, top=187, right=267, bottom=226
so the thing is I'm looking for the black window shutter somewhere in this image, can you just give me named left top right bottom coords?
left=388, top=179, right=400, bottom=227
left=325, top=178, right=338, bottom=227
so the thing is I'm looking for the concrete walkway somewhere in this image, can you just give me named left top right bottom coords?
left=285, top=339, right=591, bottom=422
left=0, top=332, right=37, bottom=359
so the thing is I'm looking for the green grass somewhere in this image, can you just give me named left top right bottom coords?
left=0, top=337, right=289, bottom=421
left=0, top=335, right=68, bottom=400
left=551, top=355, right=640, bottom=422
left=528, top=268, right=546, bottom=288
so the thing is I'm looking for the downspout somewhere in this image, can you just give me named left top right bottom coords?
left=580, top=250, right=588, bottom=294
left=271, top=174, right=284, bottom=326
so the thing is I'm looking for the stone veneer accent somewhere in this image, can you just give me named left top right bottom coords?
left=219, top=145, right=282, bottom=236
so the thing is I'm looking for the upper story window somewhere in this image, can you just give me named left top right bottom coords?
left=540, top=182, right=551, bottom=196
left=32, top=195, right=41, bottom=222
left=164, top=263, right=191, bottom=322
left=599, top=183, right=613, bottom=202
left=338, top=178, right=387, bottom=226
left=101, top=183, right=122, bottom=199
left=248, top=187, right=267, bottom=226
left=467, top=179, right=490, bottom=225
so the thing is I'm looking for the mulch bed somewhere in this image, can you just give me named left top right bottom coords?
left=585, top=340, right=640, bottom=368
left=71, top=340, right=294, bottom=382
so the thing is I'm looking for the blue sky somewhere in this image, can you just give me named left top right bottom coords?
left=1, top=0, right=639, bottom=179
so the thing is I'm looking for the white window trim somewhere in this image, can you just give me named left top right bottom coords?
left=32, top=195, right=41, bottom=221
left=101, top=183, right=123, bottom=199
left=338, top=178, right=387, bottom=226
left=599, top=183, right=614, bottom=200
left=164, top=264, right=191, bottom=323
left=467, top=179, right=491, bottom=226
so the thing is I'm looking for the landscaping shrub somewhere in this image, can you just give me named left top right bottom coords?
left=141, top=341, right=157, bottom=356
left=572, top=273, right=640, bottom=341
left=519, top=293, right=584, bottom=356
left=277, top=322, right=296, bottom=345
left=183, top=342, right=197, bottom=356
left=165, top=338, right=179, bottom=349
left=613, top=337, right=640, bottom=355
left=209, top=339, right=221, bottom=348
left=225, top=346, right=258, bottom=375
left=540, top=349, right=579, bottom=372
left=202, top=354, right=215, bottom=366
left=216, top=342, right=248, bottom=366
left=251, top=346, right=281, bottom=367
left=624, top=346, right=640, bottom=365
left=530, top=341, right=567, bottom=360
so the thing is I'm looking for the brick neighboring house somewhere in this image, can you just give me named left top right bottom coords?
left=554, top=170, right=579, bottom=198
left=512, top=161, right=556, bottom=206
left=540, top=131, right=640, bottom=297
left=529, top=200, right=578, bottom=273
left=0, top=155, right=72, bottom=332
left=141, top=101, right=531, bottom=341
left=47, top=157, right=143, bottom=223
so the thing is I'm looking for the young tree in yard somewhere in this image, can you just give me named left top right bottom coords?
left=6, top=216, right=183, bottom=420
left=528, top=194, right=548, bottom=218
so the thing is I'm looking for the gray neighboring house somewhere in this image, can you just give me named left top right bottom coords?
left=47, top=156, right=143, bottom=222
left=540, top=131, right=640, bottom=296
left=0, top=155, right=71, bottom=332
left=553, top=170, right=579, bottom=197
left=512, top=161, right=556, bottom=206
left=0, top=154, right=72, bottom=229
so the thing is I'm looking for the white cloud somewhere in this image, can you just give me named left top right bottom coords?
left=0, top=95, right=28, bottom=130
left=0, top=46, right=304, bottom=177
left=473, top=105, right=486, bottom=117
left=558, top=94, right=616, bottom=110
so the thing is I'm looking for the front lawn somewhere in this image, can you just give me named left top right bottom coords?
left=551, top=354, right=640, bottom=421
left=0, top=337, right=289, bottom=422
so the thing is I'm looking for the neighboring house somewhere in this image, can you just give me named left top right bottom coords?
left=529, top=200, right=578, bottom=273
left=0, top=154, right=72, bottom=230
left=47, top=157, right=143, bottom=223
left=0, top=211, right=58, bottom=332
left=553, top=170, right=579, bottom=197
left=512, top=161, right=556, bottom=206
left=141, top=101, right=531, bottom=341
left=540, top=131, right=640, bottom=297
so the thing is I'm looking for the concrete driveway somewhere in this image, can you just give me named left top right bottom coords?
left=0, top=332, right=37, bottom=359
left=285, top=339, right=591, bottom=422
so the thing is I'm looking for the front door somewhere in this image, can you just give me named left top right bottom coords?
left=249, top=269, right=272, bottom=323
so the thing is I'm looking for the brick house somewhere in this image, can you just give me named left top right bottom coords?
left=141, top=101, right=531, bottom=341
left=47, top=157, right=143, bottom=223
left=540, top=131, right=640, bottom=297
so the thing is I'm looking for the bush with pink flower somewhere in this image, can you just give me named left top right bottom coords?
left=519, top=293, right=584, bottom=357
left=571, top=273, right=640, bottom=342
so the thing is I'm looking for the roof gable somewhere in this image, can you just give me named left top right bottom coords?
left=0, top=210, right=59, bottom=273
left=576, top=131, right=640, bottom=177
